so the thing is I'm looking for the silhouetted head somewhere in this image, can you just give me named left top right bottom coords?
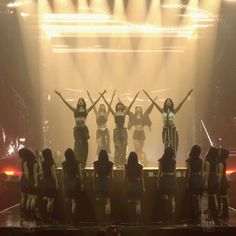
left=65, top=148, right=76, bottom=162
left=135, top=106, right=143, bottom=115
left=205, top=146, right=219, bottom=161
left=127, top=152, right=139, bottom=167
left=189, top=145, right=201, bottom=159
left=219, top=148, right=229, bottom=160
left=19, top=148, right=27, bottom=160
left=98, top=149, right=109, bottom=163
left=42, top=148, right=54, bottom=164
left=162, top=147, right=175, bottom=161
left=19, top=148, right=36, bottom=162
left=115, top=102, right=125, bottom=112
left=163, top=98, right=174, bottom=112
left=98, top=103, right=106, bottom=112
left=77, top=98, right=86, bottom=109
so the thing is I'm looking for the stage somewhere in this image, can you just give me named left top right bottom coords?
left=0, top=203, right=236, bottom=236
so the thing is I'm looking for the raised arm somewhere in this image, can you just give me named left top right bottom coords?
left=143, top=90, right=163, bottom=113
left=87, top=90, right=106, bottom=113
left=174, top=89, right=193, bottom=113
left=86, top=90, right=98, bottom=115
left=125, top=92, right=140, bottom=115
left=107, top=90, right=116, bottom=116
left=55, top=90, right=75, bottom=112
left=99, top=93, right=116, bottom=116
left=144, top=96, right=158, bottom=116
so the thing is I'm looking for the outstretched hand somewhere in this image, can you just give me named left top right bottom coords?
left=99, top=90, right=106, bottom=96
left=55, top=90, right=61, bottom=96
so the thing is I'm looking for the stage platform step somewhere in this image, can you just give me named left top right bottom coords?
left=0, top=204, right=236, bottom=236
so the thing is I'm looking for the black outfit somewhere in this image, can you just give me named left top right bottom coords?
left=96, top=114, right=111, bottom=154
left=186, top=157, right=203, bottom=223
left=218, top=157, right=229, bottom=218
left=206, top=157, right=220, bottom=223
left=62, top=160, right=81, bottom=199
left=158, top=157, right=177, bottom=224
left=73, top=109, right=89, bottom=168
left=218, top=159, right=229, bottom=196
left=113, top=115, right=127, bottom=167
left=186, top=157, right=204, bottom=195
left=93, top=160, right=113, bottom=197
left=21, top=161, right=28, bottom=194
left=42, top=161, right=57, bottom=198
left=128, top=111, right=152, bottom=141
left=21, top=160, right=36, bottom=195
left=125, top=164, right=143, bottom=200
left=206, top=158, right=219, bottom=195
left=158, top=158, right=177, bottom=195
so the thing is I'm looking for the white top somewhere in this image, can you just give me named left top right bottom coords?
left=163, top=111, right=175, bottom=126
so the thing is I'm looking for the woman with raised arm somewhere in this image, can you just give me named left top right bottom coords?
left=100, top=92, right=140, bottom=168
left=143, top=89, right=193, bottom=155
left=55, top=90, right=106, bottom=168
left=127, top=98, right=157, bottom=166
left=87, top=90, right=116, bottom=155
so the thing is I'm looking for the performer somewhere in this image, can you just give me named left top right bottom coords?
left=204, top=147, right=222, bottom=225
left=100, top=92, right=140, bottom=167
left=158, top=147, right=177, bottom=225
left=186, top=145, right=204, bottom=224
left=87, top=90, right=116, bottom=154
left=127, top=99, right=156, bottom=165
left=41, top=148, right=59, bottom=223
left=19, top=148, right=38, bottom=223
left=93, top=150, right=113, bottom=221
left=62, top=148, right=83, bottom=225
left=124, top=152, right=145, bottom=223
left=55, top=90, right=106, bottom=168
left=218, top=148, right=230, bottom=220
left=143, top=89, right=193, bottom=155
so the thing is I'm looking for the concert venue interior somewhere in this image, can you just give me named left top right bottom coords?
left=0, top=0, right=236, bottom=235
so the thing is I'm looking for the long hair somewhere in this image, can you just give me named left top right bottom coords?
left=127, top=152, right=139, bottom=167
left=218, top=148, right=229, bottom=161
left=19, top=148, right=27, bottom=160
left=189, top=145, right=201, bottom=159
left=205, top=146, right=219, bottom=161
left=77, top=97, right=86, bottom=109
left=65, top=148, right=76, bottom=163
left=163, top=98, right=174, bottom=113
left=115, top=102, right=125, bottom=112
left=162, top=147, right=175, bottom=160
left=134, top=106, right=143, bottom=115
left=98, top=103, right=106, bottom=112
left=42, top=148, right=54, bottom=165
left=98, top=149, right=109, bottom=163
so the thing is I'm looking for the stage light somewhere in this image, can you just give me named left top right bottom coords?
left=4, top=170, right=15, bottom=176
left=7, top=0, right=32, bottom=8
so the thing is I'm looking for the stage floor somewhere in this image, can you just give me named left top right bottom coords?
left=1, top=198, right=236, bottom=235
